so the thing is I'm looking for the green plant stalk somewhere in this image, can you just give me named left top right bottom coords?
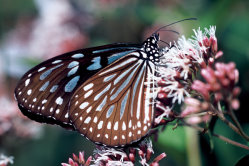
left=185, top=127, right=201, bottom=166
left=212, top=133, right=249, bottom=151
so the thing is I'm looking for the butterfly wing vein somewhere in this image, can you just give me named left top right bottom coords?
left=70, top=52, right=154, bottom=146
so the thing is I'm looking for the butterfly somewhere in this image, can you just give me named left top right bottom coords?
left=14, top=32, right=161, bottom=147
left=14, top=18, right=195, bottom=147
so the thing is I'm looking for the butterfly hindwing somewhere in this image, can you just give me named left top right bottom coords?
left=69, top=51, right=155, bottom=146
left=14, top=44, right=141, bottom=129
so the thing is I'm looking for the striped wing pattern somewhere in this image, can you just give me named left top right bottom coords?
left=14, top=44, right=141, bottom=129
left=70, top=51, right=155, bottom=146
left=15, top=33, right=160, bottom=147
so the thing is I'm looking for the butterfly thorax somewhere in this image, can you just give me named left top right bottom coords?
left=141, top=33, right=160, bottom=63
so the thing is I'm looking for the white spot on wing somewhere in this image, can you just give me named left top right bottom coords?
left=137, top=121, right=141, bottom=128
left=86, top=106, right=92, bottom=113
left=79, top=102, right=89, bottom=109
left=38, top=67, right=46, bottom=72
left=129, top=120, right=132, bottom=128
left=84, top=90, right=93, bottom=98
left=40, top=81, right=50, bottom=91
left=67, top=66, right=79, bottom=77
left=42, top=99, right=47, bottom=104
left=67, top=61, right=79, bottom=68
left=87, top=57, right=102, bottom=70
left=27, top=89, right=32, bottom=95
left=98, top=121, right=103, bottom=129
left=56, top=96, right=63, bottom=105
left=56, top=109, right=60, bottom=114
left=84, top=117, right=91, bottom=124
left=50, top=85, right=58, bottom=93
left=107, top=121, right=111, bottom=129
left=52, top=60, right=62, bottom=64
left=93, top=116, right=98, bottom=123
left=114, top=121, right=118, bottom=130
left=72, top=53, right=84, bottom=58
left=65, top=76, right=80, bottom=92
left=122, top=122, right=126, bottom=130
left=25, top=79, right=30, bottom=86
left=83, top=83, right=93, bottom=91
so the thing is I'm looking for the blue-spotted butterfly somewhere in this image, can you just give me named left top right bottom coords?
left=14, top=18, right=196, bottom=147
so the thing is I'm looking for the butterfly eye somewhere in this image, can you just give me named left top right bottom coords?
left=15, top=35, right=160, bottom=147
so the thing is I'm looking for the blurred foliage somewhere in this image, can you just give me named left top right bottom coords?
left=0, top=0, right=249, bottom=166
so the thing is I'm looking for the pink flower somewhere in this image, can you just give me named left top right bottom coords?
left=61, top=152, right=92, bottom=166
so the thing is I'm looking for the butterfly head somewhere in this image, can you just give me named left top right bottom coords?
left=142, top=33, right=160, bottom=63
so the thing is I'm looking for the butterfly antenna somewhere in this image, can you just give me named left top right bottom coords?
left=159, top=29, right=180, bottom=35
left=154, top=18, right=197, bottom=34
left=159, top=40, right=170, bottom=47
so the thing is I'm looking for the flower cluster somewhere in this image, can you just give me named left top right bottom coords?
left=184, top=62, right=240, bottom=124
left=152, top=26, right=249, bottom=152
left=154, top=26, right=225, bottom=125
left=62, top=139, right=166, bottom=166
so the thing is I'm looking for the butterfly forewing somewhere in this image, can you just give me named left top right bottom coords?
left=69, top=51, right=155, bottom=146
left=15, top=44, right=141, bottom=129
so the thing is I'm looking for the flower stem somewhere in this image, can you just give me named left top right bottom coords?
left=183, top=121, right=249, bottom=151
left=216, top=104, right=249, bottom=141
left=227, top=104, right=249, bottom=141
left=212, top=133, right=249, bottom=151
left=185, top=127, right=201, bottom=166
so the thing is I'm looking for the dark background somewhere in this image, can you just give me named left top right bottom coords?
left=0, top=0, right=249, bottom=165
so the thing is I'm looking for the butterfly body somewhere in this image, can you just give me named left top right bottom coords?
left=15, top=34, right=160, bottom=147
